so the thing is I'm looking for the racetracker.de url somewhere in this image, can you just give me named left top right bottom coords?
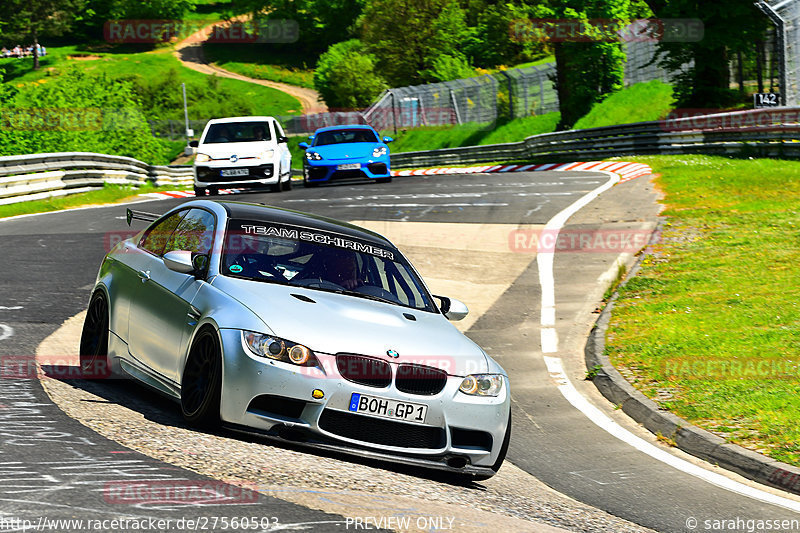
left=0, top=516, right=281, bottom=532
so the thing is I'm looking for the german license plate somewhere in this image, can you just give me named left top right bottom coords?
left=221, top=168, right=249, bottom=177
left=337, top=163, right=360, bottom=170
left=348, top=393, right=427, bottom=423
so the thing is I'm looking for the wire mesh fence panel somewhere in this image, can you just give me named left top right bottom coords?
left=503, top=63, right=559, bottom=118
left=362, top=74, right=499, bottom=131
left=774, top=0, right=800, bottom=106
left=624, top=41, right=673, bottom=86
left=280, top=112, right=366, bottom=135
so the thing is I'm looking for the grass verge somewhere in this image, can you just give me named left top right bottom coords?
left=606, top=154, right=800, bottom=466
left=1, top=47, right=302, bottom=119
left=0, top=183, right=182, bottom=219
left=381, top=113, right=561, bottom=154
left=574, top=80, right=674, bottom=130
left=203, top=43, right=315, bottom=88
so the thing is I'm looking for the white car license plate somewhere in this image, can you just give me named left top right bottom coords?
left=337, top=163, right=361, bottom=170
left=221, top=168, right=249, bottom=177
left=348, top=393, right=427, bottom=423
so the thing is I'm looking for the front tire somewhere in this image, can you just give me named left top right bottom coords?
left=282, top=172, right=292, bottom=191
left=79, top=291, right=110, bottom=379
left=194, top=186, right=206, bottom=197
left=181, top=328, right=222, bottom=427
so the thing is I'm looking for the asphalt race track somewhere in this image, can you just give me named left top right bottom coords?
left=1, top=171, right=799, bottom=532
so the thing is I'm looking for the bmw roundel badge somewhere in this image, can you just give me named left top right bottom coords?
left=230, top=154, right=239, bottom=163
left=387, top=350, right=399, bottom=358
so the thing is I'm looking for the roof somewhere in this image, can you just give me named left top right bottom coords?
left=205, top=116, right=276, bottom=124
left=216, top=201, right=393, bottom=247
left=312, top=124, right=376, bottom=134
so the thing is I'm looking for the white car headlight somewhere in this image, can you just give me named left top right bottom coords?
left=242, top=331, right=317, bottom=367
left=195, top=153, right=211, bottom=163
left=258, top=149, right=275, bottom=160
left=372, top=146, right=387, bottom=157
left=459, top=374, right=504, bottom=397
left=305, top=151, right=322, bottom=161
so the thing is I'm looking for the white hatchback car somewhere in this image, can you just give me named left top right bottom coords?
left=190, top=116, right=292, bottom=196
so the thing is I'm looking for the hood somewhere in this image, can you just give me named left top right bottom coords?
left=313, top=142, right=382, bottom=161
left=199, top=141, right=272, bottom=159
left=212, top=276, right=488, bottom=376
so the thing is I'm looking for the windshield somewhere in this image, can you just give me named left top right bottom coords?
left=202, top=122, right=271, bottom=144
left=313, top=129, right=378, bottom=146
left=221, top=220, right=435, bottom=312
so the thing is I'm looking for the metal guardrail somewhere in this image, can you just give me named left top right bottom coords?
left=0, top=152, right=193, bottom=206
left=4, top=108, right=800, bottom=205
left=390, top=107, right=800, bottom=168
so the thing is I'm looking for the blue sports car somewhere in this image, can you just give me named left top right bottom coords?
left=299, top=125, right=393, bottom=187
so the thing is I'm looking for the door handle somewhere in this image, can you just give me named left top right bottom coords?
left=137, top=270, right=151, bottom=283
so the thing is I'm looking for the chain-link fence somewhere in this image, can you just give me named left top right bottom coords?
left=760, top=0, right=800, bottom=106
left=624, top=40, right=677, bottom=86
left=362, top=74, right=498, bottom=132
left=500, top=64, right=559, bottom=118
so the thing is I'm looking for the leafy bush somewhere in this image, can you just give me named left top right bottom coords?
left=0, top=68, right=168, bottom=163
left=314, top=40, right=387, bottom=109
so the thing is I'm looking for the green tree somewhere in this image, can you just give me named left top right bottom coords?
left=541, top=0, right=633, bottom=129
left=359, top=0, right=474, bottom=86
left=1, top=0, right=88, bottom=71
left=313, top=39, right=387, bottom=109
left=644, top=0, right=768, bottom=108
left=462, top=1, right=550, bottom=68
left=72, top=0, right=196, bottom=41
left=232, top=0, right=365, bottom=55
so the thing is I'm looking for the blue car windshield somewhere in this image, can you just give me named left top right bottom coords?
left=313, top=129, right=378, bottom=146
left=221, top=219, right=436, bottom=312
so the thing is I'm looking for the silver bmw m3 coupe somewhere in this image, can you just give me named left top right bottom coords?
left=80, top=199, right=511, bottom=479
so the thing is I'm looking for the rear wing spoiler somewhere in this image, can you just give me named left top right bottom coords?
left=126, top=208, right=161, bottom=226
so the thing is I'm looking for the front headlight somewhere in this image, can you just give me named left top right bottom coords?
left=305, top=151, right=322, bottom=161
left=242, top=331, right=317, bottom=367
left=195, top=153, right=211, bottom=163
left=459, top=374, right=504, bottom=397
left=258, top=149, right=275, bottom=160
left=372, top=146, right=387, bottom=157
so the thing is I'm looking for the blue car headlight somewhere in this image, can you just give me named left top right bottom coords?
left=372, top=146, right=387, bottom=157
left=305, top=151, right=323, bottom=161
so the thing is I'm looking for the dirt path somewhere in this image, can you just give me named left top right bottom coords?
left=173, top=17, right=327, bottom=114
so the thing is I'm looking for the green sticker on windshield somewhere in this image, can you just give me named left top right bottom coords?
left=230, top=264, right=243, bottom=273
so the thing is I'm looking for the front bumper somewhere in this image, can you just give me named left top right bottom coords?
left=217, top=329, right=510, bottom=469
left=304, top=158, right=390, bottom=183
left=194, top=163, right=277, bottom=187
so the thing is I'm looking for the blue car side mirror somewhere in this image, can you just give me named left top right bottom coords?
left=383, top=137, right=393, bottom=143
left=298, top=142, right=309, bottom=149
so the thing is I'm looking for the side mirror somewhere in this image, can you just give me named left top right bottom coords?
left=298, top=142, right=309, bottom=149
left=434, top=295, right=469, bottom=321
left=278, top=136, right=288, bottom=143
left=163, top=250, right=195, bottom=274
left=308, top=135, right=315, bottom=142
left=188, top=140, right=199, bottom=148
left=383, top=136, right=393, bottom=143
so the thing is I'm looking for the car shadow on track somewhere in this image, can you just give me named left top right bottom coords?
left=52, top=372, right=488, bottom=489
